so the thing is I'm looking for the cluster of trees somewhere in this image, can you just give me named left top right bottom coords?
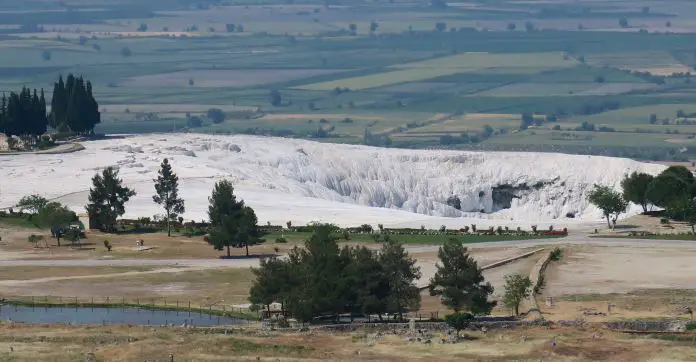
left=84, top=159, right=260, bottom=255
left=0, top=87, right=48, bottom=140
left=439, top=125, right=496, bottom=146
left=590, top=165, right=696, bottom=229
left=15, top=194, right=77, bottom=230
left=621, top=166, right=696, bottom=229
left=250, top=236, right=498, bottom=324
left=49, top=74, right=100, bottom=134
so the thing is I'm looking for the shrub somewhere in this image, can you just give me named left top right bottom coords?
left=103, top=240, right=112, bottom=251
left=549, top=247, right=563, bottom=261
left=275, top=237, right=287, bottom=243
left=342, top=231, right=350, bottom=240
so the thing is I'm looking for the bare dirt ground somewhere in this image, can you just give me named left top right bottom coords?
left=544, top=244, right=696, bottom=296
left=0, top=323, right=693, bottom=361
left=604, top=213, right=696, bottom=235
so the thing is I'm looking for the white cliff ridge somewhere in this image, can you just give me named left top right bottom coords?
left=0, top=134, right=665, bottom=228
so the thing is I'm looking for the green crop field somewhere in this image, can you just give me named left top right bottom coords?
left=1, top=0, right=696, bottom=160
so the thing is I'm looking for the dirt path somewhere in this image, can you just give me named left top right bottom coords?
left=0, top=265, right=230, bottom=286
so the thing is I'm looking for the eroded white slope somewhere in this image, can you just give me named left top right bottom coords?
left=0, top=134, right=665, bottom=228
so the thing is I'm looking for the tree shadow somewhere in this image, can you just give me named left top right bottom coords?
left=613, top=224, right=639, bottom=230
left=113, top=227, right=162, bottom=235
left=218, top=253, right=277, bottom=260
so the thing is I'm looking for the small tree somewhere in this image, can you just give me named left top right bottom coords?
left=587, top=185, right=628, bottom=229
left=269, top=90, right=282, bottom=106
left=348, top=23, right=357, bottom=35
left=121, top=46, right=132, bottom=57
left=445, top=312, right=473, bottom=338
left=429, top=238, right=495, bottom=314
left=86, top=167, right=136, bottom=232
left=41, top=50, right=52, bottom=61
left=621, top=171, right=654, bottom=213
left=103, top=239, right=112, bottom=251
left=226, top=24, right=236, bottom=32
left=16, top=194, right=49, bottom=214
left=370, top=21, right=379, bottom=34
left=435, top=22, right=447, bottom=32
left=206, top=108, right=226, bottom=124
left=619, top=17, right=629, bottom=28
left=207, top=180, right=259, bottom=257
left=153, top=158, right=185, bottom=237
left=137, top=23, right=148, bottom=31
left=502, top=273, right=532, bottom=316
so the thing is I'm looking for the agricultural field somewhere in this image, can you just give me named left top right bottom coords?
left=2, top=0, right=696, bottom=159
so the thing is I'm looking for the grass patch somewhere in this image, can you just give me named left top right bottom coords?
left=264, top=230, right=564, bottom=245
left=0, top=214, right=43, bottom=229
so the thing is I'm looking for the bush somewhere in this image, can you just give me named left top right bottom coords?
left=549, top=247, right=563, bottom=261
left=183, top=227, right=206, bottom=237
left=275, top=237, right=287, bottom=243
left=660, top=218, right=670, bottom=224
left=103, top=240, right=112, bottom=251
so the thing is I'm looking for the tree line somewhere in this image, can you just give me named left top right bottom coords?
left=0, top=74, right=100, bottom=143
left=0, top=87, right=48, bottom=141
left=249, top=233, right=507, bottom=325
left=589, top=165, right=696, bottom=229
left=83, top=159, right=259, bottom=256
left=50, top=74, right=100, bottom=134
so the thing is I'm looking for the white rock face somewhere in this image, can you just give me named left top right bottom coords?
left=0, top=134, right=665, bottom=228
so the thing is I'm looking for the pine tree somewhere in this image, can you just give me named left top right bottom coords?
left=86, top=167, right=136, bottom=231
left=152, top=158, right=185, bottom=237
left=206, top=180, right=259, bottom=257
left=429, top=238, right=495, bottom=315
left=50, top=75, right=66, bottom=129
left=380, top=239, right=421, bottom=319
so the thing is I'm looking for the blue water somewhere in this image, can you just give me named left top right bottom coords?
left=0, top=305, right=248, bottom=326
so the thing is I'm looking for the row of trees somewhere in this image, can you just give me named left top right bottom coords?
left=0, top=74, right=100, bottom=140
left=621, top=165, right=696, bottom=228
left=50, top=74, right=101, bottom=134
left=85, top=159, right=260, bottom=256
left=0, top=87, right=48, bottom=140
left=250, top=234, right=499, bottom=324
left=589, top=165, right=696, bottom=229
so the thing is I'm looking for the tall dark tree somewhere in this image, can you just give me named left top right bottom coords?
left=0, top=86, right=48, bottom=143
left=49, top=73, right=100, bottom=133
left=429, top=238, right=495, bottom=315
left=206, top=180, right=260, bottom=257
left=86, top=167, right=136, bottom=231
left=152, top=158, right=185, bottom=237
left=380, top=239, right=421, bottom=319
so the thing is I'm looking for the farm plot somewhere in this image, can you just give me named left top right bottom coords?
left=585, top=51, right=693, bottom=75
left=485, top=129, right=674, bottom=148
left=578, top=103, right=696, bottom=124
left=119, top=69, right=346, bottom=88
left=472, top=82, right=599, bottom=97
left=296, top=52, right=575, bottom=91
left=404, top=113, right=520, bottom=133
left=391, top=52, right=573, bottom=70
